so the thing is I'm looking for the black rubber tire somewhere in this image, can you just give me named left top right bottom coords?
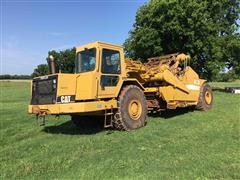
left=196, top=83, right=213, bottom=111
left=113, top=85, right=147, bottom=131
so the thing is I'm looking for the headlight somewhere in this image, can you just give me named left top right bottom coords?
left=53, top=79, right=57, bottom=89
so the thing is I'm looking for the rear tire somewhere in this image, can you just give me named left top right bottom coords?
left=196, top=83, right=213, bottom=111
left=113, top=85, right=147, bottom=131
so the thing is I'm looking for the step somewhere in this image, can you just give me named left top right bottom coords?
left=105, top=113, right=114, bottom=115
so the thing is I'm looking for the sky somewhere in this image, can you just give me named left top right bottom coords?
left=1, top=0, right=147, bottom=75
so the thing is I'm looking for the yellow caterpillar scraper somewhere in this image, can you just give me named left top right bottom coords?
left=29, top=42, right=213, bottom=130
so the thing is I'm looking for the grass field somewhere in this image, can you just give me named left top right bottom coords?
left=0, top=80, right=239, bottom=179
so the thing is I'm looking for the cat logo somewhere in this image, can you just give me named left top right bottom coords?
left=60, top=96, right=71, bottom=103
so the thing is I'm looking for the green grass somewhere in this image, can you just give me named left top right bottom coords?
left=209, top=80, right=240, bottom=89
left=0, top=81, right=239, bottom=179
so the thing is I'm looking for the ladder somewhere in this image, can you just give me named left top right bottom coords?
left=104, top=106, right=113, bottom=128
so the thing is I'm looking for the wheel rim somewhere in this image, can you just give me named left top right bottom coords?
left=204, top=91, right=212, bottom=105
left=128, top=99, right=142, bottom=120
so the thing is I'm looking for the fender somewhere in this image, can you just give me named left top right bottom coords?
left=116, top=78, right=144, bottom=97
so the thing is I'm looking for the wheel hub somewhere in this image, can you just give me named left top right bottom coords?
left=205, top=91, right=212, bottom=105
left=128, top=100, right=142, bottom=120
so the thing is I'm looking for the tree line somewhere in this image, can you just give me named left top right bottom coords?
left=0, top=74, right=32, bottom=79
left=30, top=0, right=239, bottom=81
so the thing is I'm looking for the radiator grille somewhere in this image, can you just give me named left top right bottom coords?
left=31, top=75, right=57, bottom=105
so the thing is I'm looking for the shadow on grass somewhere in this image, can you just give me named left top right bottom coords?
left=149, top=107, right=195, bottom=119
left=43, top=119, right=107, bottom=135
left=43, top=108, right=195, bottom=135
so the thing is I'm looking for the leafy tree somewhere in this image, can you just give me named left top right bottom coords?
left=124, top=0, right=240, bottom=81
left=48, top=48, right=76, bottom=73
left=31, top=48, right=76, bottom=77
left=31, top=64, right=48, bottom=78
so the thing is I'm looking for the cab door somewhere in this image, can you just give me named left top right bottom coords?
left=97, top=48, right=122, bottom=98
left=75, top=47, right=99, bottom=100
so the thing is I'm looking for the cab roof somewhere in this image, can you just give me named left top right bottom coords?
left=76, top=41, right=123, bottom=52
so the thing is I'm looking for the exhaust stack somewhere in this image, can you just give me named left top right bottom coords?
left=48, top=55, right=56, bottom=74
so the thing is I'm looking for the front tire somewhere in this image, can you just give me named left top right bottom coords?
left=113, top=85, right=147, bottom=131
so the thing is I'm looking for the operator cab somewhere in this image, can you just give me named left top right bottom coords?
left=74, top=41, right=126, bottom=100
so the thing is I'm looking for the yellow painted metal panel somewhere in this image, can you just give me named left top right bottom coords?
left=159, top=83, right=201, bottom=102
left=57, top=74, right=77, bottom=96
left=75, top=72, right=98, bottom=100
left=159, top=86, right=175, bottom=101
left=28, top=99, right=118, bottom=115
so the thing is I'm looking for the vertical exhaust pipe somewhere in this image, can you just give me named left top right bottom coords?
left=48, top=55, right=56, bottom=74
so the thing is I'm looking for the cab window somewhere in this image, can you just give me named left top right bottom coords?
left=101, top=49, right=121, bottom=74
left=76, top=48, right=96, bottom=73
